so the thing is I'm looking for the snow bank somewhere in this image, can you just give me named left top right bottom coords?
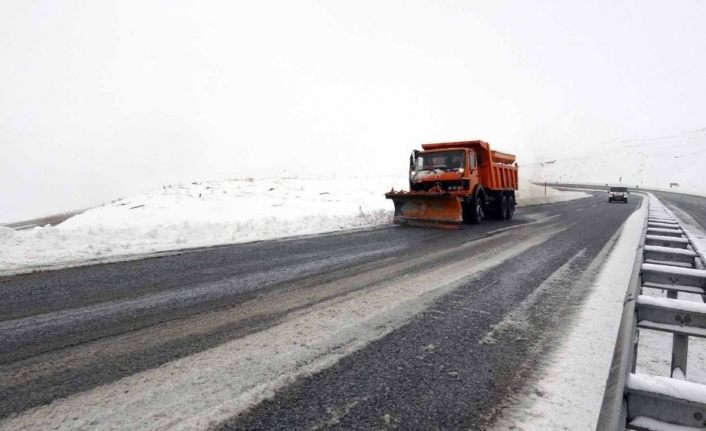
left=516, top=179, right=590, bottom=206
left=0, top=175, right=587, bottom=275
left=0, top=176, right=402, bottom=275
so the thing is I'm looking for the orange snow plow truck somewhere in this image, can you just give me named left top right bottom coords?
left=385, top=140, right=518, bottom=228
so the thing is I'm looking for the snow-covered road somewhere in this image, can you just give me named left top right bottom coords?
left=0, top=192, right=635, bottom=431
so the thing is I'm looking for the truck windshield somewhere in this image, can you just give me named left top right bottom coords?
left=415, top=151, right=464, bottom=172
left=610, top=187, right=628, bottom=192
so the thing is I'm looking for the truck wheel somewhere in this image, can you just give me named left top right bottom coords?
left=498, top=195, right=509, bottom=220
left=506, top=196, right=515, bottom=220
left=468, top=193, right=485, bottom=224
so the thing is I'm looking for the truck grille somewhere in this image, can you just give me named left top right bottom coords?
left=412, top=181, right=464, bottom=192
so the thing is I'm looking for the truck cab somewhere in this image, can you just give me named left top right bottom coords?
left=409, top=148, right=479, bottom=192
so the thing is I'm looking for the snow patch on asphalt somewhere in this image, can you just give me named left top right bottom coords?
left=0, top=176, right=585, bottom=275
left=479, top=248, right=587, bottom=346
left=0, top=226, right=566, bottom=431
left=492, top=193, right=648, bottom=430
left=0, top=246, right=404, bottom=347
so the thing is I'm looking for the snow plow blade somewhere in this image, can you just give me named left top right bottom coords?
left=385, top=191, right=463, bottom=229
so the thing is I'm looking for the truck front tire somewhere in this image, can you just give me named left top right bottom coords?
left=466, top=192, right=485, bottom=224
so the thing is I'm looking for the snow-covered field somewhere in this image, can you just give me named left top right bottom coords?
left=0, top=176, right=586, bottom=275
left=524, top=128, right=706, bottom=195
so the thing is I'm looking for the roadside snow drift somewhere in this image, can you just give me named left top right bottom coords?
left=0, top=176, right=587, bottom=274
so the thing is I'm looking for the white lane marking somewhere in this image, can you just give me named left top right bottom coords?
left=0, top=227, right=567, bottom=431
left=575, top=208, right=584, bottom=212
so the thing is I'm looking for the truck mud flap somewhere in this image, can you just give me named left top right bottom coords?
left=385, top=193, right=463, bottom=229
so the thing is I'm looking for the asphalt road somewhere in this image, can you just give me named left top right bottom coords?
left=548, top=182, right=706, bottom=231
left=0, top=193, right=641, bottom=430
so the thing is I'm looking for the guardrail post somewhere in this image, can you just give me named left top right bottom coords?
left=665, top=283, right=690, bottom=379
left=631, top=329, right=639, bottom=373
left=672, top=334, right=689, bottom=379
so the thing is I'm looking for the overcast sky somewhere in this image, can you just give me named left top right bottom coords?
left=1, top=0, right=705, bottom=222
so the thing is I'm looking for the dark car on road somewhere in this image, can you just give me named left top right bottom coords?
left=608, top=186, right=629, bottom=203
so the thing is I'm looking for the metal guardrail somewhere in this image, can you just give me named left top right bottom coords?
left=597, top=194, right=706, bottom=430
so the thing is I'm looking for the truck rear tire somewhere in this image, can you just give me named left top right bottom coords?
left=506, top=195, right=515, bottom=220
left=498, top=195, right=509, bottom=220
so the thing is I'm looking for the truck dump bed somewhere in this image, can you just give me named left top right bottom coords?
left=421, top=140, right=518, bottom=191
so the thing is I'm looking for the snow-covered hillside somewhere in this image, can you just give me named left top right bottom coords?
left=524, top=128, right=706, bottom=195
left=0, top=176, right=586, bottom=275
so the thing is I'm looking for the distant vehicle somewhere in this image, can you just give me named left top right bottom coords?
left=385, top=140, right=518, bottom=228
left=608, top=186, right=629, bottom=203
